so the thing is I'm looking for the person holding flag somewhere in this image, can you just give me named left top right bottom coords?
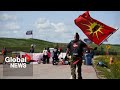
left=68, top=11, right=117, bottom=79
left=66, top=32, right=93, bottom=79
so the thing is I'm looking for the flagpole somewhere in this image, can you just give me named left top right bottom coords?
left=117, top=28, right=119, bottom=30
left=32, top=30, right=33, bottom=39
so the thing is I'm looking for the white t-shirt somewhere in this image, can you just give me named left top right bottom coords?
left=43, top=50, right=48, bottom=55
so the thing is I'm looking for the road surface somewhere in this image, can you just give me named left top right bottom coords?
left=0, top=63, right=98, bottom=79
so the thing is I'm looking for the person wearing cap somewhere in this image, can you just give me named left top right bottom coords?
left=66, top=32, right=91, bottom=79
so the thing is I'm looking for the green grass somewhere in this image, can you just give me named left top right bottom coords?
left=0, top=38, right=58, bottom=53
left=93, top=55, right=120, bottom=79
left=0, top=38, right=120, bottom=54
left=89, top=43, right=120, bottom=55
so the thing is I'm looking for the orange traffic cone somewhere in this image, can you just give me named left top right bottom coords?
left=110, top=56, right=113, bottom=64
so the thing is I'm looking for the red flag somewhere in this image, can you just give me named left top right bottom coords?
left=74, top=11, right=117, bottom=45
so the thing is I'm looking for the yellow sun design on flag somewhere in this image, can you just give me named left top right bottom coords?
left=81, top=22, right=104, bottom=40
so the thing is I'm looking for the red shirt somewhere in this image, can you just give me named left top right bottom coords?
left=47, top=52, right=51, bottom=58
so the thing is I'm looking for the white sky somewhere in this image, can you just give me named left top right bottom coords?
left=0, top=11, right=120, bottom=44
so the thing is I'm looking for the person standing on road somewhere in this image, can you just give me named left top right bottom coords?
left=66, top=32, right=92, bottom=79
left=2, top=47, right=7, bottom=64
left=47, top=50, right=51, bottom=64
left=43, top=48, right=48, bottom=64
left=52, top=47, right=59, bottom=65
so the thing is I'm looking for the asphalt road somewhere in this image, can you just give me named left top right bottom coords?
left=0, top=63, right=98, bottom=79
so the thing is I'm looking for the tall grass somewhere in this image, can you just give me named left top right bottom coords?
left=93, top=55, right=120, bottom=79
left=0, top=38, right=57, bottom=53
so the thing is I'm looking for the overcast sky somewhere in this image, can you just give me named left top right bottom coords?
left=0, top=11, right=120, bottom=44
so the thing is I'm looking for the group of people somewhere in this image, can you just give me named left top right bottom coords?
left=29, top=45, right=63, bottom=64
left=42, top=47, right=62, bottom=65
left=29, top=32, right=96, bottom=79
left=1, top=32, right=96, bottom=79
